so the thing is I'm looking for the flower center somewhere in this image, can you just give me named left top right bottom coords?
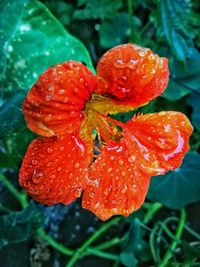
left=80, top=94, right=132, bottom=152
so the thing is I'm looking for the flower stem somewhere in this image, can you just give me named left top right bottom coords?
left=143, top=203, right=162, bottom=224
left=86, top=248, right=119, bottom=261
left=93, top=237, right=122, bottom=250
left=37, top=228, right=74, bottom=256
left=0, top=173, right=28, bottom=208
left=158, top=208, right=186, bottom=267
left=66, top=217, right=122, bottom=267
left=0, top=173, right=74, bottom=256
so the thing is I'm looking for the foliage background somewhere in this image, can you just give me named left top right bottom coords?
left=0, top=0, right=200, bottom=266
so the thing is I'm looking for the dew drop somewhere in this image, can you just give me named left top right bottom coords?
left=31, top=159, right=38, bottom=166
left=46, top=161, right=52, bottom=167
left=47, top=147, right=54, bottom=153
left=107, top=167, right=112, bottom=173
left=45, top=94, right=52, bottom=101
left=57, top=167, right=62, bottom=172
left=60, top=146, right=65, bottom=151
left=103, top=188, right=109, bottom=196
left=119, top=159, right=124, bottom=166
left=159, top=111, right=166, bottom=116
left=32, top=170, right=44, bottom=183
left=58, top=89, right=65, bottom=95
left=128, top=155, right=136, bottom=162
left=139, top=50, right=145, bottom=57
left=74, top=162, right=80, bottom=168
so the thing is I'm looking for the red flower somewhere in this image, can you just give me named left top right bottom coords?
left=19, top=44, right=193, bottom=221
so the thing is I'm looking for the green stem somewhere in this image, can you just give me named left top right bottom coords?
left=159, top=209, right=186, bottom=267
left=143, top=203, right=162, bottom=224
left=127, top=0, right=134, bottom=41
left=37, top=228, right=74, bottom=256
left=0, top=173, right=74, bottom=256
left=66, top=217, right=121, bottom=267
left=86, top=248, right=119, bottom=261
left=184, top=225, right=200, bottom=240
left=0, top=173, right=28, bottom=208
left=93, top=237, right=122, bottom=250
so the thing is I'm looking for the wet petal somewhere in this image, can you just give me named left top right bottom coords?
left=19, top=134, right=91, bottom=205
left=123, top=111, right=193, bottom=175
left=82, top=141, right=151, bottom=221
left=23, top=61, right=97, bottom=137
left=96, top=43, right=169, bottom=108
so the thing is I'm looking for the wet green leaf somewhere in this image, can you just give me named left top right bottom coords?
left=100, top=13, right=141, bottom=49
left=0, top=202, right=43, bottom=248
left=148, top=152, right=200, bottom=209
left=159, top=0, right=195, bottom=62
left=163, top=49, right=200, bottom=100
left=0, top=91, right=26, bottom=138
left=120, top=218, right=150, bottom=267
left=0, top=0, right=93, bottom=93
left=187, top=93, right=200, bottom=130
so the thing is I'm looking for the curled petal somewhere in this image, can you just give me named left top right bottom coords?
left=82, top=141, right=150, bottom=221
left=23, top=61, right=97, bottom=137
left=96, top=43, right=169, bottom=108
left=19, top=134, right=91, bottom=205
left=123, top=111, right=193, bottom=175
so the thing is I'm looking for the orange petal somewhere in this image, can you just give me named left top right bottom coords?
left=23, top=61, right=97, bottom=137
left=82, top=111, right=192, bottom=220
left=123, top=111, right=193, bottom=175
left=82, top=141, right=151, bottom=221
left=96, top=43, right=169, bottom=108
left=19, top=134, right=91, bottom=205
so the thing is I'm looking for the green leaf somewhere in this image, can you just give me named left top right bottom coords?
left=0, top=128, right=36, bottom=169
left=0, top=91, right=26, bottom=138
left=148, top=152, right=200, bottom=209
left=0, top=202, right=43, bottom=248
left=100, top=13, right=141, bottom=49
left=0, top=0, right=94, bottom=93
left=187, top=93, right=200, bottom=130
left=162, top=49, right=200, bottom=100
left=163, top=78, right=190, bottom=101
left=120, top=218, right=150, bottom=267
left=74, top=0, right=122, bottom=20
left=159, top=0, right=195, bottom=62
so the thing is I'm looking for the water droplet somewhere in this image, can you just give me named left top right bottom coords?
left=121, top=76, right=127, bottom=82
left=47, top=147, right=53, bottom=153
left=159, top=111, right=166, bottom=116
left=46, top=161, right=52, bottom=167
left=45, top=94, right=52, bottom=101
left=110, top=156, right=115, bottom=160
left=60, top=146, right=65, bottom=151
left=119, top=159, right=124, bottom=166
left=103, top=188, right=109, bottom=196
left=89, top=191, right=95, bottom=198
left=121, top=185, right=128, bottom=193
left=122, top=171, right=126, bottom=177
left=139, top=50, right=145, bottom=57
left=128, top=155, right=136, bottom=162
left=107, top=167, right=112, bottom=173
left=31, top=159, right=38, bottom=166
left=32, top=170, right=44, bottom=183
left=75, top=162, right=80, bottom=168
left=64, top=97, right=69, bottom=103
left=58, top=89, right=65, bottom=95
left=57, top=167, right=62, bottom=172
